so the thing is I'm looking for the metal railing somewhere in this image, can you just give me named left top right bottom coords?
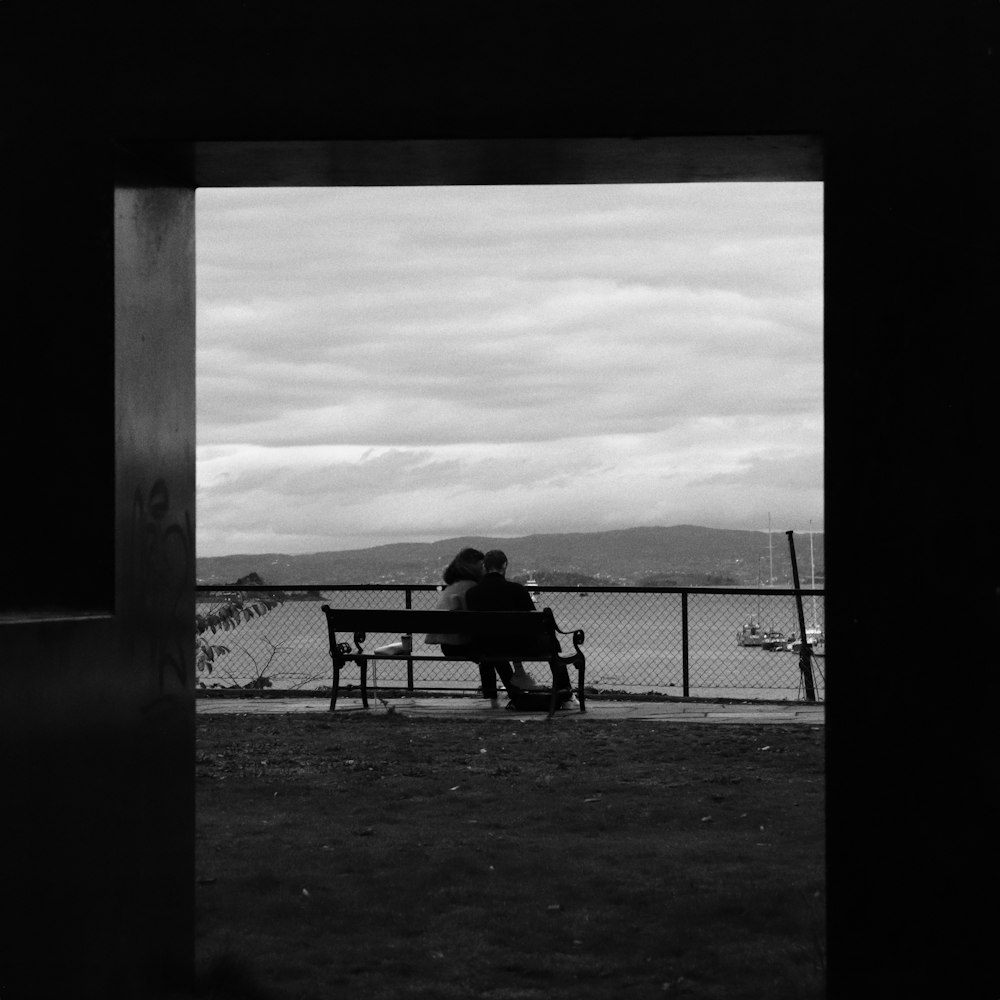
left=195, top=584, right=825, bottom=702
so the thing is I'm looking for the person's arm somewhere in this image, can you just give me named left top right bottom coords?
left=434, top=582, right=469, bottom=611
left=426, top=584, right=464, bottom=642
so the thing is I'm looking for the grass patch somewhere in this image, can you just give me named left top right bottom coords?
left=195, top=713, right=824, bottom=999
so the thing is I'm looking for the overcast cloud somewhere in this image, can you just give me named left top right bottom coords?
left=196, top=183, right=823, bottom=556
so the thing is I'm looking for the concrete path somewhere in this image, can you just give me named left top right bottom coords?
left=197, top=695, right=824, bottom=725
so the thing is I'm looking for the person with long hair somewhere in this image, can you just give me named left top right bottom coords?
left=424, top=546, right=510, bottom=707
left=425, top=546, right=486, bottom=668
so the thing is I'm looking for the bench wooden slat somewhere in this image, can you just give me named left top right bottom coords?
left=321, top=607, right=558, bottom=637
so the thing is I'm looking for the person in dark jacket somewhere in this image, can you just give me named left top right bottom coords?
left=464, top=549, right=573, bottom=702
left=423, top=546, right=505, bottom=706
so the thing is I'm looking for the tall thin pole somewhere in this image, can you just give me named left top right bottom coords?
left=809, top=521, right=817, bottom=626
left=786, top=530, right=817, bottom=701
left=681, top=591, right=690, bottom=697
left=405, top=586, right=414, bottom=692
left=768, top=512, right=773, bottom=586
left=767, top=513, right=775, bottom=628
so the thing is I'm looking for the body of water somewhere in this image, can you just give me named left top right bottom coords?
left=197, top=588, right=825, bottom=701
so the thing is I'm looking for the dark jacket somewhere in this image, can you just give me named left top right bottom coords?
left=464, top=572, right=535, bottom=613
left=464, top=573, right=557, bottom=656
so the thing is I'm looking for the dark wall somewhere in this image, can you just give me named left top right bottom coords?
left=111, top=4, right=828, bottom=141
left=2, top=3, right=993, bottom=997
left=3, top=7, right=196, bottom=995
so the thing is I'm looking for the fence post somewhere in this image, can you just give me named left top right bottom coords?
left=404, top=586, right=414, bottom=692
left=681, top=590, right=690, bottom=697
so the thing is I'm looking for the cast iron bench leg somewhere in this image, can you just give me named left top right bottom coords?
left=329, top=662, right=340, bottom=711
left=546, top=687, right=560, bottom=718
left=329, top=656, right=369, bottom=711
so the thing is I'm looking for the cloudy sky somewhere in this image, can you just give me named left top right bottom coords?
left=196, top=183, right=823, bottom=557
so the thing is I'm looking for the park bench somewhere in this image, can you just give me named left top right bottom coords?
left=321, top=605, right=586, bottom=717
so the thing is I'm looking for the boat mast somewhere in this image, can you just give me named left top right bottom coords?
left=809, top=521, right=817, bottom=626
left=767, top=512, right=773, bottom=586
left=766, top=513, right=775, bottom=630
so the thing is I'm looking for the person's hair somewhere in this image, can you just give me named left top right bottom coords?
left=483, top=549, right=508, bottom=573
left=442, top=547, right=485, bottom=585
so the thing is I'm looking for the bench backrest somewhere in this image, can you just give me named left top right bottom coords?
left=320, top=605, right=558, bottom=641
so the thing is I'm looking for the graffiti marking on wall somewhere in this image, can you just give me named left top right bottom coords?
left=129, top=478, right=194, bottom=691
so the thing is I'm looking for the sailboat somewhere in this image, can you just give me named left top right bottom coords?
left=736, top=620, right=766, bottom=646
left=805, top=527, right=825, bottom=655
left=737, top=556, right=779, bottom=646
left=752, top=516, right=802, bottom=651
left=762, top=515, right=790, bottom=649
left=760, top=629, right=791, bottom=651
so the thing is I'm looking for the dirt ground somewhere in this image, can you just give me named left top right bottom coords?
left=195, top=709, right=825, bottom=784
left=195, top=712, right=825, bottom=1000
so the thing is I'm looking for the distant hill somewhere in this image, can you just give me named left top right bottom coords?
left=196, top=525, right=824, bottom=588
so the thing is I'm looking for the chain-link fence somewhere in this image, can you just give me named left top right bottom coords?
left=196, top=584, right=825, bottom=701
